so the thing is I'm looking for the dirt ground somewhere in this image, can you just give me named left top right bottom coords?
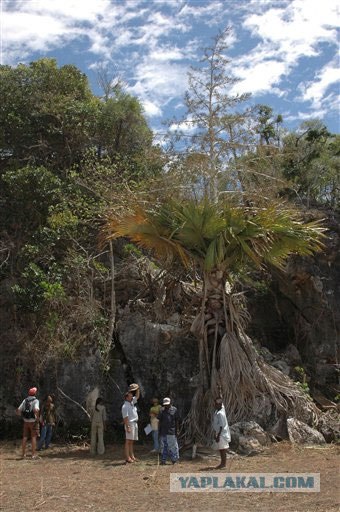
left=0, top=440, right=339, bottom=512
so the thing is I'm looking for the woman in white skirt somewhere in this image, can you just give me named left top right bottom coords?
left=212, top=398, right=231, bottom=469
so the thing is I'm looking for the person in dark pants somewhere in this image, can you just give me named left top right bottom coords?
left=158, top=397, right=179, bottom=465
left=38, top=395, right=56, bottom=450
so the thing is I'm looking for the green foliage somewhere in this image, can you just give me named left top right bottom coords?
left=0, top=58, right=160, bottom=181
left=254, top=104, right=282, bottom=145
left=123, top=243, right=143, bottom=258
left=1, top=166, right=62, bottom=230
left=104, top=198, right=325, bottom=275
left=96, top=88, right=153, bottom=157
left=0, top=58, right=164, bottom=368
left=0, top=58, right=98, bottom=172
left=292, top=366, right=311, bottom=396
left=241, top=274, right=271, bottom=295
left=295, top=381, right=311, bottom=397
left=281, top=120, right=339, bottom=208
left=12, top=262, right=66, bottom=312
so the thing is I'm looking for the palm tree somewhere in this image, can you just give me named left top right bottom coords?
left=103, top=199, right=325, bottom=442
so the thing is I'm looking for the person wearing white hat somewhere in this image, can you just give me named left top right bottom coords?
left=158, top=397, right=179, bottom=465
left=121, top=384, right=140, bottom=463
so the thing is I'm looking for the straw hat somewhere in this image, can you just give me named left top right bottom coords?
left=128, top=383, right=139, bottom=392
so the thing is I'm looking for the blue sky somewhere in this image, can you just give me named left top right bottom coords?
left=1, top=0, right=339, bottom=137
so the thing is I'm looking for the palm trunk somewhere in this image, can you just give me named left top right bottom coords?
left=184, top=269, right=319, bottom=444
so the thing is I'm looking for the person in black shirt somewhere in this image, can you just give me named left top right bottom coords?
left=158, top=397, right=179, bottom=465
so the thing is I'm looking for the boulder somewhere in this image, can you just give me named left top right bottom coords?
left=284, top=344, right=302, bottom=365
left=272, top=359, right=291, bottom=375
left=238, top=435, right=263, bottom=456
left=287, top=417, right=326, bottom=444
left=317, top=410, right=340, bottom=443
left=230, top=421, right=270, bottom=454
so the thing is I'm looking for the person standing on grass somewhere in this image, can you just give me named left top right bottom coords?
left=212, top=397, right=231, bottom=469
left=16, top=387, right=40, bottom=459
left=122, top=383, right=140, bottom=463
left=158, top=397, right=179, bottom=465
left=38, top=395, right=56, bottom=451
left=90, top=397, right=107, bottom=455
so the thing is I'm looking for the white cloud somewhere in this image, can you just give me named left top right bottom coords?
left=284, top=110, right=327, bottom=124
left=233, top=0, right=339, bottom=96
left=2, top=1, right=112, bottom=63
left=142, top=99, right=162, bottom=117
left=244, top=0, right=337, bottom=49
left=298, top=59, right=340, bottom=109
left=178, top=1, right=225, bottom=24
left=7, top=0, right=112, bottom=22
left=2, top=11, right=80, bottom=57
left=127, top=58, right=189, bottom=119
left=233, top=59, right=287, bottom=95
left=149, top=47, right=186, bottom=62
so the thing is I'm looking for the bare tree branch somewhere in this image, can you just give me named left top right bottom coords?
left=57, top=387, right=91, bottom=420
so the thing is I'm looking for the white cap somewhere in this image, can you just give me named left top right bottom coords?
left=163, top=397, right=171, bottom=405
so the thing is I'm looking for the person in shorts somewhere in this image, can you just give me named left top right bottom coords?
left=121, top=384, right=140, bottom=463
left=16, top=387, right=40, bottom=459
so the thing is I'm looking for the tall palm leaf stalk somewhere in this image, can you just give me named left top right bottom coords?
left=103, top=199, right=325, bottom=443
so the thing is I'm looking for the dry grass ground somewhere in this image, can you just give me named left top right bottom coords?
left=0, top=440, right=339, bottom=512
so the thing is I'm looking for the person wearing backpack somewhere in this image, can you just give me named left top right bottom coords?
left=16, top=387, right=40, bottom=459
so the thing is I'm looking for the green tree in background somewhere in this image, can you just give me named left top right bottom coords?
left=281, top=120, right=339, bottom=208
left=0, top=58, right=161, bottom=367
left=254, top=104, right=283, bottom=146
left=97, top=87, right=153, bottom=158
left=0, top=58, right=98, bottom=172
left=0, top=58, right=159, bottom=179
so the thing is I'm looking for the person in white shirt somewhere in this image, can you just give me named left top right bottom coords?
left=90, top=397, right=107, bottom=455
left=121, top=384, right=140, bottom=463
left=16, top=387, right=40, bottom=459
left=212, top=397, right=231, bottom=469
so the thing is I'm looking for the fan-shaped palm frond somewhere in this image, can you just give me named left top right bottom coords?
left=103, top=200, right=325, bottom=273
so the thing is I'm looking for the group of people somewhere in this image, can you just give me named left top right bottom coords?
left=16, top=388, right=56, bottom=459
left=17, top=385, right=231, bottom=469
left=91, top=383, right=180, bottom=465
left=122, top=385, right=180, bottom=465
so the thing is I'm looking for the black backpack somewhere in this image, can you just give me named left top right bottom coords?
left=22, top=397, right=36, bottom=419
